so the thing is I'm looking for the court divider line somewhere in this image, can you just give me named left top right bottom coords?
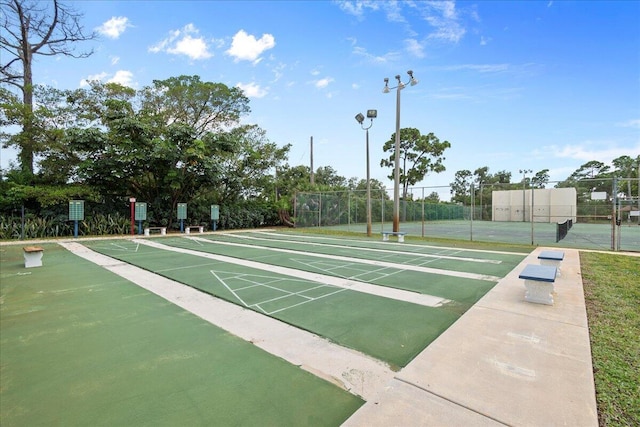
left=186, top=236, right=501, bottom=282
left=228, top=233, right=502, bottom=264
left=255, top=231, right=526, bottom=256
left=57, top=241, right=394, bottom=401
left=135, top=238, right=450, bottom=308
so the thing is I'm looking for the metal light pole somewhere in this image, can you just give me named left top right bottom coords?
left=383, top=70, right=418, bottom=233
left=355, top=110, right=377, bottom=237
left=519, top=169, right=532, bottom=222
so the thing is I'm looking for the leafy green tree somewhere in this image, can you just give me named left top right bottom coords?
left=140, top=75, right=250, bottom=136
left=214, top=124, right=290, bottom=203
left=611, top=155, right=639, bottom=199
left=1, top=0, right=95, bottom=175
left=531, top=169, right=550, bottom=189
left=556, top=161, right=612, bottom=201
left=450, top=169, right=472, bottom=204
left=380, top=128, right=451, bottom=201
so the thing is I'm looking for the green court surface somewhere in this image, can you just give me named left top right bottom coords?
left=160, top=232, right=527, bottom=305
left=0, top=244, right=363, bottom=426
left=83, top=239, right=460, bottom=367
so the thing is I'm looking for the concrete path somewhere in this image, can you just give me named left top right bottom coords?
left=343, top=247, right=598, bottom=426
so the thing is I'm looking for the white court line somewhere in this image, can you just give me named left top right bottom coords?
left=253, top=231, right=524, bottom=256
left=107, top=242, right=139, bottom=252
left=187, top=236, right=500, bottom=282
left=136, top=238, right=451, bottom=308
left=224, top=233, right=503, bottom=264
left=264, top=288, right=348, bottom=316
left=290, top=257, right=405, bottom=284
left=211, top=268, right=347, bottom=315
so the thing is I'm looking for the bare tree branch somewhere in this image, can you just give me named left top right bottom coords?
left=0, top=0, right=96, bottom=174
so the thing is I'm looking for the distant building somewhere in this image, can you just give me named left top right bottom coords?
left=492, top=188, right=577, bottom=223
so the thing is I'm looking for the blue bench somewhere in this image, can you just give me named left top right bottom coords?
left=538, top=250, right=564, bottom=277
left=518, top=264, right=557, bottom=305
left=382, top=231, right=406, bottom=242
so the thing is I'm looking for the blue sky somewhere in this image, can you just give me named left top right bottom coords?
left=2, top=0, right=639, bottom=200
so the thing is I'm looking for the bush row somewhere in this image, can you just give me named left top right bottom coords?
left=0, top=201, right=282, bottom=240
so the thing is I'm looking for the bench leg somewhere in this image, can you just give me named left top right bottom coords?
left=524, top=280, right=554, bottom=305
left=24, top=251, right=43, bottom=268
left=144, top=228, right=150, bottom=236
left=161, top=228, right=166, bottom=235
left=382, top=234, right=389, bottom=241
left=185, top=227, right=190, bottom=234
left=540, top=260, right=562, bottom=277
left=397, top=234, right=405, bottom=243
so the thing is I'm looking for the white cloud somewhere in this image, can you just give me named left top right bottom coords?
left=405, top=38, right=425, bottom=58
left=79, top=72, right=108, bottom=87
left=436, top=64, right=510, bottom=73
left=236, top=82, right=267, bottom=98
left=149, top=24, right=212, bottom=60
left=618, top=119, right=640, bottom=128
left=351, top=45, right=401, bottom=64
left=108, top=70, right=135, bottom=87
left=226, top=30, right=275, bottom=63
left=551, top=142, right=640, bottom=163
left=79, top=70, right=135, bottom=88
left=337, top=0, right=380, bottom=18
left=417, top=1, right=466, bottom=43
left=96, top=17, right=130, bottom=39
left=168, top=35, right=211, bottom=59
left=314, top=77, right=334, bottom=89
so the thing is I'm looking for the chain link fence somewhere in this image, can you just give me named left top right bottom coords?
left=294, top=178, right=639, bottom=252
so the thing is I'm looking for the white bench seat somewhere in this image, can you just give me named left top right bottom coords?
left=538, top=250, right=564, bottom=277
left=185, top=226, right=204, bottom=234
left=382, top=231, right=406, bottom=242
left=519, top=264, right=557, bottom=305
left=144, top=227, right=166, bottom=236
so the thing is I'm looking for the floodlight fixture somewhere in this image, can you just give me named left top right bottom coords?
left=355, top=109, right=376, bottom=236
left=382, top=78, right=390, bottom=93
left=408, top=70, right=419, bottom=86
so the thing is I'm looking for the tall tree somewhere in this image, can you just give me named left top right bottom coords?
left=140, top=75, right=250, bottom=137
left=1, top=0, right=95, bottom=174
left=450, top=169, right=472, bottom=203
left=380, top=128, right=451, bottom=200
left=531, top=169, right=550, bottom=189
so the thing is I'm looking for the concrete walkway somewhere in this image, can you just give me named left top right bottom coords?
left=343, top=247, right=598, bottom=426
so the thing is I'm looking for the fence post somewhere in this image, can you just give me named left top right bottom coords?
left=611, top=178, right=617, bottom=250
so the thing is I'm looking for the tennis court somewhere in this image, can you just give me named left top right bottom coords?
left=316, top=219, right=640, bottom=251
left=2, top=230, right=529, bottom=425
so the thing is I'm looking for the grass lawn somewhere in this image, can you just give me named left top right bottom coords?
left=581, top=252, right=640, bottom=426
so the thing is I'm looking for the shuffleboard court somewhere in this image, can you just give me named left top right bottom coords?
left=0, top=244, right=363, bottom=426
left=156, top=235, right=501, bottom=309
left=83, top=239, right=460, bottom=367
left=150, top=230, right=526, bottom=307
left=208, top=231, right=526, bottom=276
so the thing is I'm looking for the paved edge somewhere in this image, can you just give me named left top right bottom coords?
left=343, top=247, right=598, bottom=426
